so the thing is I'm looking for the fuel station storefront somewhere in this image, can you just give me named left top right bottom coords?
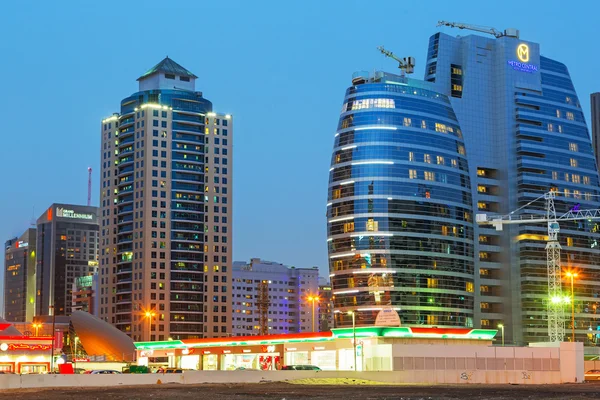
left=135, top=328, right=498, bottom=371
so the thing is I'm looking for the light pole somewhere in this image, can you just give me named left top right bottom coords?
left=566, top=272, right=578, bottom=342
left=49, top=305, right=56, bottom=373
left=308, top=296, right=320, bottom=332
left=348, top=311, right=357, bottom=371
left=497, top=324, right=505, bottom=346
left=145, top=311, right=156, bottom=341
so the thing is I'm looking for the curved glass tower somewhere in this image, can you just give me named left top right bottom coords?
left=327, top=71, right=475, bottom=328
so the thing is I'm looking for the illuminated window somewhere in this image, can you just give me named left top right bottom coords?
left=452, top=84, right=463, bottom=92
left=427, top=278, right=438, bottom=288
left=333, top=189, right=341, bottom=199
left=424, top=171, right=435, bottom=181
left=427, top=315, right=438, bottom=325
left=436, top=155, right=445, bottom=165
left=435, top=123, right=447, bottom=133
left=465, top=282, right=474, bottom=292
left=423, top=154, right=431, bottom=163
left=552, top=171, right=558, bottom=180
left=570, top=158, right=578, bottom=167
left=558, top=125, right=563, bottom=133
left=409, top=169, right=417, bottom=179
left=366, top=219, right=378, bottom=232
left=481, top=319, right=490, bottom=327
left=479, top=252, right=489, bottom=260
left=584, top=176, right=590, bottom=185
left=349, top=98, right=395, bottom=111
left=335, top=154, right=341, bottom=163
left=569, top=143, right=578, bottom=152
left=451, top=159, right=458, bottom=168
left=403, top=117, right=412, bottom=127
left=479, top=235, right=489, bottom=243
left=572, top=174, right=580, bottom=184
left=547, top=123, right=554, bottom=132
left=480, top=285, right=489, bottom=294
left=421, top=120, right=427, bottom=129
left=213, top=265, right=220, bottom=272
left=451, top=67, right=462, bottom=75
left=457, top=145, right=465, bottom=155
left=573, top=190, right=581, bottom=199
left=556, top=109, right=562, bottom=118
left=477, top=202, right=488, bottom=210
left=477, top=169, right=486, bottom=177
left=564, top=173, right=570, bottom=182
left=564, top=188, right=570, bottom=197
left=480, top=302, right=490, bottom=310
left=441, top=226, right=448, bottom=236
left=343, top=222, right=354, bottom=233
left=480, top=269, right=490, bottom=276
left=409, top=152, right=414, bottom=161
left=477, top=185, right=487, bottom=193
left=566, top=112, right=574, bottom=120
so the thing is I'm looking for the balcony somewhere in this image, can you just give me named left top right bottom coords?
left=173, top=122, right=202, bottom=133
left=173, top=112, right=204, bottom=124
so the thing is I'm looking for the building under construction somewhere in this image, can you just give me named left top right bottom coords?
left=232, top=258, right=320, bottom=336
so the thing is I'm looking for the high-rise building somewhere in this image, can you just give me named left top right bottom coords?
left=231, top=258, right=319, bottom=336
left=327, top=71, right=475, bottom=329
left=3, top=228, right=36, bottom=322
left=591, top=93, right=600, bottom=170
left=327, top=27, right=600, bottom=345
left=425, top=30, right=600, bottom=344
left=318, top=278, right=334, bottom=332
left=36, top=204, right=99, bottom=317
left=99, top=57, right=233, bottom=341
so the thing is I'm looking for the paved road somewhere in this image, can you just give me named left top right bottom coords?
left=2, top=382, right=600, bottom=399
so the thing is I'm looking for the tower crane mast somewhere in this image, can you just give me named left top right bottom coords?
left=477, top=191, right=600, bottom=342
left=437, top=20, right=519, bottom=39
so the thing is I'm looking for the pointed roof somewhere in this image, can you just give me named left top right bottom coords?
left=137, top=57, right=198, bottom=81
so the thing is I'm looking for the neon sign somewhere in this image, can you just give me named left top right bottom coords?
left=517, top=44, right=529, bottom=62
left=507, top=60, right=538, bottom=73
left=56, top=207, right=94, bottom=220
left=0, top=343, right=52, bottom=351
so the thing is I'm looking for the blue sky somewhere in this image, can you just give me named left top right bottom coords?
left=0, top=0, right=598, bottom=314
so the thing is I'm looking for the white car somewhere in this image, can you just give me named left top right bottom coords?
left=90, top=370, right=122, bottom=374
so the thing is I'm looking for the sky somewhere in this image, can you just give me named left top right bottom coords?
left=1, top=0, right=599, bottom=315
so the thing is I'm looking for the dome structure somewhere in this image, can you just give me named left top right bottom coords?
left=71, top=311, right=136, bottom=361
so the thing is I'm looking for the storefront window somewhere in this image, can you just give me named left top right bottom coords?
left=202, top=354, right=218, bottom=370
left=311, top=350, right=336, bottom=370
left=284, top=351, right=309, bottom=366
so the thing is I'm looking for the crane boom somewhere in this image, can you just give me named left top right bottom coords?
left=377, top=46, right=414, bottom=74
left=476, top=191, right=600, bottom=342
left=437, top=20, right=519, bottom=39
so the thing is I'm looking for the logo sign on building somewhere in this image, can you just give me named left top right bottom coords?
left=56, top=207, right=94, bottom=220
left=507, top=43, right=538, bottom=73
left=517, top=44, right=529, bottom=62
left=16, top=241, right=28, bottom=248
left=374, top=308, right=401, bottom=327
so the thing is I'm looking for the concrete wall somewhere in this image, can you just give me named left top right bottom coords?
left=0, top=368, right=574, bottom=390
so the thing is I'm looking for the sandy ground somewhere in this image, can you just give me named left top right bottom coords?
left=2, top=382, right=600, bottom=400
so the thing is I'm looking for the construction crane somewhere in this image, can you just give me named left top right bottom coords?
left=377, top=46, right=415, bottom=75
left=437, top=20, right=519, bottom=39
left=87, top=167, right=92, bottom=206
left=476, top=191, right=600, bottom=342
left=256, top=280, right=271, bottom=336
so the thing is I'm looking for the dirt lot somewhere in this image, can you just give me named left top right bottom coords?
left=2, top=382, right=600, bottom=400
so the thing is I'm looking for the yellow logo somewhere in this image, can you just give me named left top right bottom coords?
left=517, top=44, right=529, bottom=62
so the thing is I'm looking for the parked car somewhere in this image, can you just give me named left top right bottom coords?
left=282, top=365, right=321, bottom=371
left=585, top=370, right=600, bottom=380
left=164, top=368, right=184, bottom=373
left=0, top=371, right=15, bottom=374
left=88, top=370, right=122, bottom=374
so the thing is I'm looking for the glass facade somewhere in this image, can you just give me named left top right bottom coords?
left=327, top=72, right=475, bottom=328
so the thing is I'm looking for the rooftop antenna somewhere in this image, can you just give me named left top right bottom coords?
left=87, top=167, right=92, bottom=206
left=377, top=46, right=415, bottom=76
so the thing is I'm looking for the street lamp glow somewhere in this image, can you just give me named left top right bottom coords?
left=308, top=296, right=320, bottom=332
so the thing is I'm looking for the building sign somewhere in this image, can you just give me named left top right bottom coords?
left=15, top=241, right=28, bottom=248
left=517, top=43, right=529, bottom=62
left=374, top=308, right=401, bottom=327
left=56, top=207, right=94, bottom=220
left=508, top=43, right=538, bottom=73
left=0, top=343, right=52, bottom=351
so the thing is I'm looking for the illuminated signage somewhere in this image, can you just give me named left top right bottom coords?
left=0, top=343, right=7, bottom=351
left=517, top=44, right=529, bottom=62
left=56, top=207, right=94, bottom=220
left=16, top=241, right=28, bottom=248
left=508, top=43, right=537, bottom=73
left=0, top=343, right=51, bottom=351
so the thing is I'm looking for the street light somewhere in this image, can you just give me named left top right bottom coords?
left=308, top=295, right=320, bottom=332
left=49, top=305, right=56, bottom=373
left=32, top=323, right=42, bottom=337
left=497, top=324, right=505, bottom=347
left=145, top=311, right=156, bottom=341
left=348, top=311, right=357, bottom=371
left=566, top=272, right=578, bottom=342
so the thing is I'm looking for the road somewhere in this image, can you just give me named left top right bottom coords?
left=2, top=382, right=600, bottom=399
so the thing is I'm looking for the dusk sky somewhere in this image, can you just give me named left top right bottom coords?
left=1, top=0, right=598, bottom=313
